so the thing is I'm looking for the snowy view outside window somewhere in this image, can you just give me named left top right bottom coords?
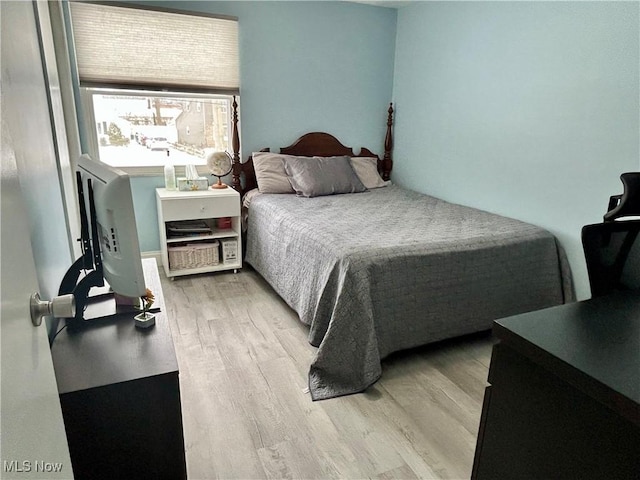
left=89, top=91, right=232, bottom=168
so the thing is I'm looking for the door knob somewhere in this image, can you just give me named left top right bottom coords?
left=30, top=292, right=76, bottom=326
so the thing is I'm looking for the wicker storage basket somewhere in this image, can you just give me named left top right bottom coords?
left=168, top=241, right=219, bottom=270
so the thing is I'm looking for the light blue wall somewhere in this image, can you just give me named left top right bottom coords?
left=392, top=1, right=640, bottom=300
left=131, top=176, right=166, bottom=252
left=122, top=1, right=397, bottom=251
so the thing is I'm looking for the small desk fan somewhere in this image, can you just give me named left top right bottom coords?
left=206, top=151, right=233, bottom=189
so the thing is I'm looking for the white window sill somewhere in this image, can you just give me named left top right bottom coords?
left=96, top=143, right=209, bottom=177
left=117, top=164, right=209, bottom=178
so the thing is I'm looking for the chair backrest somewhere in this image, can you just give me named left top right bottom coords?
left=604, top=172, right=640, bottom=222
left=581, top=220, right=640, bottom=298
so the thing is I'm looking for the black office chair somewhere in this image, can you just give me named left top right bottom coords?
left=581, top=172, right=640, bottom=298
left=582, top=221, right=640, bottom=298
left=603, top=172, right=640, bottom=222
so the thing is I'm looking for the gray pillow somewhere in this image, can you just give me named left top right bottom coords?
left=284, top=155, right=367, bottom=197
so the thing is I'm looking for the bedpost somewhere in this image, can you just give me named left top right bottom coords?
left=383, top=103, right=393, bottom=181
left=231, top=95, right=241, bottom=192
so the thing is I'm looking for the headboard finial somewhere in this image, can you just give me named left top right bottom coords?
left=383, top=103, right=394, bottom=181
left=231, top=95, right=241, bottom=191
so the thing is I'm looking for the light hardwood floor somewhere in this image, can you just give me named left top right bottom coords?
left=159, top=268, right=494, bottom=480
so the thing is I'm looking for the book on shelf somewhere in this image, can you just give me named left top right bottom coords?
left=166, top=220, right=212, bottom=236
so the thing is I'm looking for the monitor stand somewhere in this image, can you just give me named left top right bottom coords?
left=67, top=284, right=159, bottom=331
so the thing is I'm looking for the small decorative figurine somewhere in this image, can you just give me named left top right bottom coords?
left=134, top=288, right=156, bottom=328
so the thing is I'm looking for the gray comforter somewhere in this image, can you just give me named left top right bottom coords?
left=245, top=185, right=573, bottom=400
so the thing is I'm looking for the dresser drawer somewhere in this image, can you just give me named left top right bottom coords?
left=161, top=195, right=239, bottom=221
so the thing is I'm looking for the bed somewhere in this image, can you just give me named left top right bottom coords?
left=231, top=104, right=574, bottom=401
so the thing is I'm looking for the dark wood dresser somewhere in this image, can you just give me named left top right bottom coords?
left=51, top=259, right=186, bottom=479
left=472, top=290, right=640, bottom=479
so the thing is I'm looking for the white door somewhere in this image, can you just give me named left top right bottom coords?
left=1, top=140, right=72, bottom=478
left=1, top=0, right=73, bottom=477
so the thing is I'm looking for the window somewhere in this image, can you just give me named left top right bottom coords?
left=69, top=2, right=239, bottom=173
left=82, top=89, right=233, bottom=168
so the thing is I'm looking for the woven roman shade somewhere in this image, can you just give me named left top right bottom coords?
left=69, top=2, right=239, bottom=93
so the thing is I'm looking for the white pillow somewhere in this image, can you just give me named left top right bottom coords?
left=350, top=157, right=387, bottom=189
left=251, top=152, right=295, bottom=194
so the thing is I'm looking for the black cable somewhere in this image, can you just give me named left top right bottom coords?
left=50, top=322, right=68, bottom=345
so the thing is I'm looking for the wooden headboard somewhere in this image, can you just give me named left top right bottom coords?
left=229, top=103, right=394, bottom=196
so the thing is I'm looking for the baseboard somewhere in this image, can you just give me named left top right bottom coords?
left=142, top=251, right=162, bottom=265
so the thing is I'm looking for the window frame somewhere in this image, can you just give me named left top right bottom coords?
left=80, top=87, right=238, bottom=177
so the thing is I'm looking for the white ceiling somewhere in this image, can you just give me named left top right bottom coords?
left=347, top=1, right=414, bottom=8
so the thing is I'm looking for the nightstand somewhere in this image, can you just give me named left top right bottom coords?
left=156, top=187, right=242, bottom=279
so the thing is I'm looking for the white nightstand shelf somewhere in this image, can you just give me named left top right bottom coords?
left=156, top=187, right=242, bottom=279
